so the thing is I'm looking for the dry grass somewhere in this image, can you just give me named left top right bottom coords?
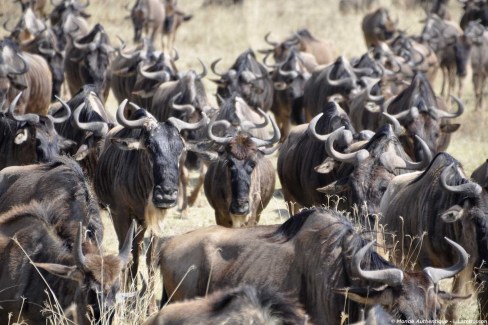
left=1, top=0, right=487, bottom=321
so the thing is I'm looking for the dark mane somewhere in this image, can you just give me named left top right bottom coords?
left=266, top=208, right=316, bottom=242
left=410, top=152, right=464, bottom=185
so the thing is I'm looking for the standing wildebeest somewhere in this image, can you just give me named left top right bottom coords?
left=0, top=202, right=135, bottom=325
left=380, top=152, right=488, bottom=319
left=0, top=156, right=102, bottom=253
left=64, top=23, right=112, bottom=102
left=268, top=49, right=311, bottom=141
left=143, top=285, right=308, bottom=325
left=130, top=0, right=166, bottom=46
left=0, top=93, right=73, bottom=169
left=162, top=0, right=193, bottom=51
left=472, top=159, right=488, bottom=190
left=157, top=208, right=469, bottom=324
left=204, top=114, right=279, bottom=227
left=458, top=21, right=488, bottom=110
left=421, top=14, right=465, bottom=97
left=94, top=100, right=208, bottom=281
left=50, top=85, right=115, bottom=179
left=385, top=72, right=463, bottom=160
left=211, top=49, right=273, bottom=111
left=0, top=39, right=52, bottom=116
left=460, top=0, right=488, bottom=30
left=262, top=29, right=338, bottom=66
left=278, top=101, right=429, bottom=216
left=361, top=7, right=397, bottom=48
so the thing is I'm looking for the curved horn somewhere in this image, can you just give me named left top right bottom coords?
left=138, top=63, right=170, bottom=82
left=75, top=222, right=87, bottom=269
left=50, top=96, right=72, bottom=124
left=325, top=67, right=352, bottom=87
left=382, top=112, right=405, bottom=136
left=411, top=47, right=425, bottom=66
left=250, top=113, right=281, bottom=148
left=430, top=95, right=464, bottom=119
left=423, top=237, right=469, bottom=284
left=402, top=135, right=432, bottom=170
left=440, top=163, right=482, bottom=198
left=168, top=112, right=209, bottom=133
left=172, top=47, right=179, bottom=61
left=352, top=240, right=404, bottom=287
left=8, top=92, right=39, bottom=123
left=7, top=53, right=28, bottom=76
left=308, top=113, right=331, bottom=142
left=72, top=103, right=108, bottom=137
left=279, top=66, right=299, bottom=79
left=116, top=99, right=146, bottom=129
left=240, top=106, right=269, bottom=130
left=38, top=42, right=55, bottom=57
left=207, top=119, right=233, bottom=144
left=262, top=51, right=279, bottom=68
left=210, top=58, right=224, bottom=77
left=118, top=219, right=136, bottom=265
left=170, top=92, right=195, bottom=115
left=2, top=19, right=14, bottom=33
left=364, top=77, right=383, bottom=102
left=326, top=128, right=370, bottom=164
left=390, top=106, right=419, bottom=122
left=264, top=32, right=278, bottom=47
left=197, top=58, right=207, bottom=79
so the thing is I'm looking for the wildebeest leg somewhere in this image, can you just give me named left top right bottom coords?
left=445, top=268, right=471, bottom=321
left=282, top=187, right=302, bottom=216
left=188, top=164, right=207, bottom=206
left=178, top=161, right=189, bottom=218
left=145, top=233, right=159, bottom=314
left=474, top=73, right=483, bottom=110
left=448, top=67, right=456, bottom=99
left=440, top=67, right=447, bottom=97
left=457, top=75, right=465, bottom=98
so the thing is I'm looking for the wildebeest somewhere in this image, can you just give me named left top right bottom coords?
left=361, top=7, right=397, bottom=48
left=458, top=21, right=488, bottom=110
left=143, top=285, right=308, bottom=325
left=17, top=0, right=47, bottom=17
left=460, top=0, right=488, bottom=30
left=157, top=207, right=469, bottom=324
left=0, top=38, right=52, bottom=116
left=0, top=93, right=73, bottom=169
left=64, top=23, right=113, bottom=102
left=472, top=159, right=488, bottom=190
left=380, top=152, right=488, bottom=319
left=94, top=100, right=209, bottom=281
left=278, top=100, right=430, bottom=216
left=130, top=0, right=166, bottom=46
left=211, top=49, right=274, bottom=111
left=162, top=0, right=193, bottom=51
left=385, top=72, right=463, bottom=160
left=204, top=113, right=279, bottom=227
left=262, top=28, right=338, bottom=66
left=0, top=202, right=135, bottom=324
left=0, top=156, right=103, bottom=253
left=50, top=85, right=115, bottom=179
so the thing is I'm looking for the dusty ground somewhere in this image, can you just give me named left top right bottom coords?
left=1, top=0, right=487, bottom=321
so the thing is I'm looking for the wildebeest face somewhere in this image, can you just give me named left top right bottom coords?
left=80, top=50, right=110, bottom=97
left=34, top=117, right=62, bottom=162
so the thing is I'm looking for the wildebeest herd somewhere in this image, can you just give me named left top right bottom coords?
left=1, top=0, right=488, bottom=323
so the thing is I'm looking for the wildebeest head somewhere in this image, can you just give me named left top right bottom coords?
left=268, top=49, right=310, bottom=99
left=35, top=220, right=136, bottom=323
left=460, top=0, right=488, bottom=30
left=211, top=49, right=273, bottom=110
left=385, top=73, right=462, bottom=160
left=112, top=100, right=208, bottom=209
left=325, top=55, right=365, bottom=98
left=207, top=111, right=279, bottom=219
left=4, top=7, right=46, bottom=43
left=70, top=24, right=113, bottom=100
left=0, top=40, right=29, bottom=110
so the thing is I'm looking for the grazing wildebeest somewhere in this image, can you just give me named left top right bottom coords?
left=268, top=49, right=311, bottom=141
left=64, top=23, right=112, bottom=102
left=303, top=56, right=366, bottom=121
left=262, top=29, right=338, bottom=66
left=143, top=285, right=309, bottom=325
left=130, top=0, right=166, bottom=46
left=204, top=113, right=279, bottom=227
left=162, top=0, right=193, bottom=51
left=0, top=93, right=73, bottom=169
left=361, top=7, right=397, bottom=48
left=385, top=72, right=463, bottom=160
left=460, top=0, right=488, bottom=30
left=472, top=159, right=488, bottom=190
left=211, top=49, right=274, bottom=111
left=0, top=156, right=103, bottom=253
left=380, top=152, right=488, bottom=320
left=421, top=14, right=465, bottom=97
left=0, top=39, right=52, bottom=116
left=0, top=202, right=135, bottom=325
left=278, top=101, right=430, bottom=216
left=157, top=208, right=469, bottom=324
left=50, top=85, right=115, bottom=179
left=94, top=100, right=209, bottom=281
left=458, top=21, right=488, bottom=110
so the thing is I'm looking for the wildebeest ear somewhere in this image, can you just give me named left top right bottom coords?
left=334, top=287, right=393, bottom=305
left=317, top=179, right=349, bottom=195
left=14, top=128, right=30, bottom=145
left=34, top=263, right=84, bottom=282
left=440, top=205, right=464, bottom=223
left=58, top=137, right=77, bottom=152
left=441, top=123, right=460, bottom=133
left=111, top=138, right=144, bottom=150
left=314, top=157, right=335, bottom=174
left=9, top=76, right=28, bottom=90
left=209, top=78, right=225, bottom=86
left=437, top=291, right=471, bottom=304
left=74, top=144, right=90, bottom=161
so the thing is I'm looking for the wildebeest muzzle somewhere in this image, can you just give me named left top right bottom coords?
left=153, top=185, right=178, bottom=208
